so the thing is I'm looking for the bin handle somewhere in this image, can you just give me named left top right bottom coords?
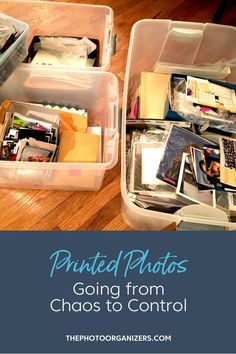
left=175, top=204, right=229, bottom=223
left=170, top=28, right=203, bottom=38
left=111, top=34, right=117, bottom=55
left=109, top=102, right=118, bottom=133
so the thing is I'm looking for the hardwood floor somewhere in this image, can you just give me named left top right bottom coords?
left=0, top=0, right=235, bottom=230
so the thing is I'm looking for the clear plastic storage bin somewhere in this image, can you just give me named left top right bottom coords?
left=0, top=0, right=114, bottom=71
left=0, top=13, right=28, bottom=86
left=121, top=20, right=236, bottom=230
left=0, top=67, right=119, bottom=191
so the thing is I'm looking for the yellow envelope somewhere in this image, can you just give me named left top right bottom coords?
left=58, top=111, right=87, bottom=133
left=57, top=131, right=100, bottom=163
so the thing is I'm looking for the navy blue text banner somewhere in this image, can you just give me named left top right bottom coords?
left=0, top=231, right=235, bottom=353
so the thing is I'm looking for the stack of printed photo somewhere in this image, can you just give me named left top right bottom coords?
left=0, top=101, right=60, bottom=162
left=0, top=100, right=102, bottom=165
left=157, top=125, right=236, bottom=215
left=127, top=123, right=192, bottom=213
left=127, top=123, right=236, bottom=217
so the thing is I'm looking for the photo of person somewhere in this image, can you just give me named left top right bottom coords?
left=204, top=146, right=220, bottom=159
left=157, top=125, right=213, bottom=186
left=191, top=147, right=215, bottom=189
left=199, top=159, right=220, bottom=180
left=203, top=146, right=221, bottom=183
left=177, top=153, right=214, bottom=206
left=20, top=146, right=53, bottom=162
left=15, top=138, right=57, bottom=162
left=27, top=155, right=50, bottom=162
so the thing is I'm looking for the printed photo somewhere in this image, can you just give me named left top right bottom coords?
left=229, top=193, right=236, bottom=212
left=215, top=190, right=230, bottom=211
left=18, top=128, right=47, bottom=142
left=0, top=140, right=17, bottom=161
left=20, top=146, right=51, bottom=162
left=12, top=112, right=52, bottom=132
left=220, top=136, right=236, bottom=169
left=16, top=138, right=57, bottom=162
left=156, top=125, right=214, bottom=186
left=190, top=147, right=215, bottom=189
left=6, top=127, right=19, bottom=140
left=219, top=136, right=236, bottom=188
left=177, top=153, right=215, bottom=206
left=203, top=146, right=221, bottom=184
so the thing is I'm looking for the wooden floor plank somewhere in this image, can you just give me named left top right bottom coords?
left=102, top=213, right=133, bottom=231
left=29, top=190, right=103, bottom=230
left=58, top=176, right=121, bottom=230
left=78, top=194, right=122, bottom=230
left=1, top=190, right=73, bottom=230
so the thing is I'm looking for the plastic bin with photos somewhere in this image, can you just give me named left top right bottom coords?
left=0, top=100, right=102, bottom=186
left=126, top=71, right=236, bottom=222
